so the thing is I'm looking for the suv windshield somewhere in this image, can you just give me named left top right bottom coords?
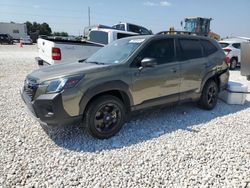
left=86, top=38, right=145, bottom=64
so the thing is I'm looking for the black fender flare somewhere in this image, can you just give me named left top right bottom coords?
left=200, top=70, right=218, bottom=93
left=200, top=68, right=228, bottom=93
left=79, top=80, right=134, bottom=115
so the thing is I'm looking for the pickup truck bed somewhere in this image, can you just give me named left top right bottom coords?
left=37, top=38, right=104, bottom=65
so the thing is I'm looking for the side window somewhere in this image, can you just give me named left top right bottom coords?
left=139, top=27, right=151, bottom=35
left=117, top=33, right=136, bottom=39
left=128, top=24, right=141, bottom=34
left=179, top=39, right=203, bottom=60
left=113, top=24, right=125, bottom=31
left=141, top=39, right=175, bottom=64
left=200, top=40, right=218, bottom=56
left=232, top=43, right=241, bottom=49
left=121, top=24, right=125, bottom=31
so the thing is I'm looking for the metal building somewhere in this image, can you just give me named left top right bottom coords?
left=0, top=22, right=28, bottom=40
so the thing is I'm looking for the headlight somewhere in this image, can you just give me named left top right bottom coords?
left=41, top=75, right=84, bottom=94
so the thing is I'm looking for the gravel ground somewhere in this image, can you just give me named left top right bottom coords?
left=0, top=44, right=250, bottom=187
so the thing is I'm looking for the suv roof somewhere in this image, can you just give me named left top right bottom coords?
left=151, top=33, right=216, bottom=41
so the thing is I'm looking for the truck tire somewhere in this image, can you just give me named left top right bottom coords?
left=84, top=95, right=126, bottom=139
left=198, top=80, right=219, bottom=110
left=229, top=58, right=237, bottom=70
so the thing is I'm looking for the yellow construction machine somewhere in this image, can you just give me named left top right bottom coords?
left=183, top=17, right=220, bottom=40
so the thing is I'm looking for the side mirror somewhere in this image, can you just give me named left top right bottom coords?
left=140, top=58, right=157, bottom=68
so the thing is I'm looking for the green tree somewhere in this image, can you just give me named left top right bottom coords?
left=25, top=21, right=52, bottom=35
left=53, top=32, right=69, bottom=37
left=40, top=23, right=52, bottom=35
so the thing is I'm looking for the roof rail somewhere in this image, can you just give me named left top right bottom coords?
left=156, top=30, right=208, bottom=36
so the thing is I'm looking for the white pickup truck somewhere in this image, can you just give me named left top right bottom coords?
left=36, top=28, right=138, bottom=65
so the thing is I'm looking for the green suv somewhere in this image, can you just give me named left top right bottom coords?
left=21, top=34, right=229, bottom=139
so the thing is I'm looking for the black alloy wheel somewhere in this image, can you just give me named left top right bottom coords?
left=84, top=95, right=126, bottom=139
left=199, top=80, right=219, bottom=110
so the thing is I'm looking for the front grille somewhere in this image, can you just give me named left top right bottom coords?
left=24, top=77, right=38, bottom=101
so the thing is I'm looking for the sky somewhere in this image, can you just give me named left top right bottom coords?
left=0, top=0, right=250, bottom=38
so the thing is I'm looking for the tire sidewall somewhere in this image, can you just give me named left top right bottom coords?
left=200, top=80, right=219, bottom=110
left=85, top=95, right=126, bottom=139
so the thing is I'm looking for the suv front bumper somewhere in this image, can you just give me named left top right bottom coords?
left=21, top=88, right=82, bottom=127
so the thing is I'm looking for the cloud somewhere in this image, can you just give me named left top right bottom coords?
left=143, top=1, right=171, bottom=7
left=143, top=1, right=158, bottom=6
left=32, top=5, right=40, bottom=9
left=160, top=1, right=171, bottom=6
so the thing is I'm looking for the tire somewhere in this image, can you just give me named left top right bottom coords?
left=84, top=95, right=126, bottom=139
left=229, top=58, right=237, bottom=70
left=199, top=80, right=219, bottom=110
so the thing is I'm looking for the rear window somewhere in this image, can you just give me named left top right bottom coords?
left=200, top=40, right=218, bottom=56
left=179, top=39, right=203, bottom=60
left=89, top=31, right=108, bottom=45
left=219, top=42, right=229, bottom=48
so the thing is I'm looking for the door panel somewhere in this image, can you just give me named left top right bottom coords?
left=180, top=58, right=206, bottom=94
left=130, top=38, right=181, bottom=105
left=131, top=62, right=180, bottom=105
left=177, top=39, right=206, bottom=98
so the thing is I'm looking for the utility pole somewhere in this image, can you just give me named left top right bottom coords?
left=88, top=7, right=90, bottom=26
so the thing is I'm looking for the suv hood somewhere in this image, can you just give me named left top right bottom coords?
left=29, top=62, right=108, bottom=83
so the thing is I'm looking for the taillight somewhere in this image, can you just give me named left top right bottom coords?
left=52, top=47, right=61, bottom=60
left=224, top=48, right=231, bottom=54
left=224, top=56, right=230, bottom=65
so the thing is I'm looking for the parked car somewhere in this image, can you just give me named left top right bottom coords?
left=112, top=22, right=153, bottom=35
left=20, top=37, right=33, bottom=45
left=0, top=34, right=14, bottom=44
left=37, top=28, right=138, bottom=65
left=219, top=40, right=241, bottom=70
left=21, top=34, right=229, bottom=139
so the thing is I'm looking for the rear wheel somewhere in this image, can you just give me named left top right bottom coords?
left=199, top=80, right=219, bottom=110
left=229, top=58, right=237, bottom=70
left=84, top=95, right=126, bottom=139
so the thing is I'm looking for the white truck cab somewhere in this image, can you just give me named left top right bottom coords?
left=112, top=23, right=152, bottom=35
left=37, top=28, right=138, bottom=66
left=88, top=28, right=138, bottom=44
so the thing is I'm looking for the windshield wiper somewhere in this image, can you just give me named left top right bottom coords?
left=78, top=59, right=86, bottom=63
left=85, top=61, right=105, bottom=65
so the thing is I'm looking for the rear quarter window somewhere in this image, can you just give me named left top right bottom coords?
left=179, top=39, right=203, bottom=60
left=200, top=40, right=218, bottom=56
left=89, top=31, right=108, bottom=45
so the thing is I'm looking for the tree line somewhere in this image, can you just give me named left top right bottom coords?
left=26, top=21, right=69, bottom=37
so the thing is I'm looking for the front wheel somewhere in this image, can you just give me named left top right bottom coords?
left=198, top=80, right=219, bottom=110
left=84, top=95, right=126, bottom=139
